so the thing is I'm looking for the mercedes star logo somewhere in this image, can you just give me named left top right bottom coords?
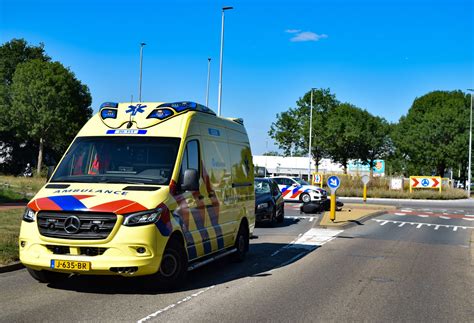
left=64, top=216, right=81, bottom=234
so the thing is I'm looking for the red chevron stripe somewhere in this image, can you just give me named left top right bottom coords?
left=290, top=190, right=302, bottom=199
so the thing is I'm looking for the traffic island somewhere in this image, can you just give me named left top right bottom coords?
left=318, top=203, right=395, bottom=228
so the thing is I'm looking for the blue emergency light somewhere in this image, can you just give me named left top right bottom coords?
left=101, top=109, right=118, bottom=119
left=147, top=108, right=174, bottom=120
left=100, top=102, right=119, bottom=109
left=157, top=101, right=216, bottom=115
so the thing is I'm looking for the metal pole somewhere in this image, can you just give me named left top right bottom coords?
left=206, top=58, right=211, bottom=107
left=217, top=6, right=233, bottom=116
left=308, top=89, right=313, bottom=180
left=138, top=42, right=146, bottom=102
left=467, top=89, right=473, bottom=198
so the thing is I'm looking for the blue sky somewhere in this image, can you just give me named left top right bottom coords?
left=1, top=0, right=473, bottom=154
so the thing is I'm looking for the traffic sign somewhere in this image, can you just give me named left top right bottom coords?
left=409, top=176, right=442, bottom=192
left=361, top=175, right=370, bottom=185
left=327, top=176, right=340, bottom=191
left=313, top=173, right=323, bottom=185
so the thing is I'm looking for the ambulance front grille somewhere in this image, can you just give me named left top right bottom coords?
left=37, top=212, right=117, bottom=240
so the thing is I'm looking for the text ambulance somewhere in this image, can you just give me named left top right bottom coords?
left=19, top=101, right=255, bottom=287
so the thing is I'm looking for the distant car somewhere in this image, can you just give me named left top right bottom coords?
left=254, top=178, right=285, bottom=225
left=271, top=176, right=327, bottom=203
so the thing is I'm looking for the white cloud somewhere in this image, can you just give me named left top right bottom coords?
left=285, top=29, right=301, bottom=34
left=290, top=31, right=328, bottom=42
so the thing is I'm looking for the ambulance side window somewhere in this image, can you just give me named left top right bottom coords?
left=180, top=140, right=200, bottom=179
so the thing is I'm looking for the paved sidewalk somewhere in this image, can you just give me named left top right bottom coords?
left=319, top=203, right=395, bottom=227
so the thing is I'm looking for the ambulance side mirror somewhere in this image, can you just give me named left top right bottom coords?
left=46, top=166, right=56, bottom=181
left=181, top=169, right=199, bottom=191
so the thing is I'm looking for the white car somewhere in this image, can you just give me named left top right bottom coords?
left=271, top=176, right=327, bottom=203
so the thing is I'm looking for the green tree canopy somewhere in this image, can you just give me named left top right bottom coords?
left=269, top=88, right=339, bottom=170
left=392, top=90, right=469, bottom=177
left=10, top=59, right=92, bottom=174
left=324, top=103, right=367, bottom=173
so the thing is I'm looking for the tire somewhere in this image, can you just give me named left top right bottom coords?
left=277, top=205, right=284, bottom=223
left=300, top=193, right=311, bottom=203
left=156, top=237, right=188, bottom=289
left=270, top=207, right=277, bottom=227
left=27, top=268, right=69, bottom=284
left=232, top=222, right=249, bottom=262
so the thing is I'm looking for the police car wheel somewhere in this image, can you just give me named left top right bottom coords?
left=232, top=223, right=249, bottom=262
left=300, top=193, right=311, bottom=203
left=27, top=268, right=69, bottom=284
left=157, top=238, right=187, bottom=288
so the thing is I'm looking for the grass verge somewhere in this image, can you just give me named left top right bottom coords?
left=0, top=208, right=22, bottom=265
left=0, top=175, right=46, bottom=203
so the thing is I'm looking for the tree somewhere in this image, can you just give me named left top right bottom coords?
left=324, top=103, right=366, bottom=173
left=294, top=88, right=339, bottom=171
left=392, top=90, right=469, bottom=177
left=0, top=39, right=50, bottom=172
left=269, top=88, right=338, bottom=170
left=10, top=59, right=92, bottom=174
left=358, top=112, right=392, bottom=177
left=268, top=108, right=301, bottom=156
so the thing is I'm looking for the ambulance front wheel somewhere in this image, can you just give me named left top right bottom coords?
left=27, top=268, right=69, bottom=284
left=300, top=193, right=311, bottom=203
left=156, top=237, right=188, bottom=289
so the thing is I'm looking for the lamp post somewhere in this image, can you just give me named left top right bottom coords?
left=217, top=6, right=233, bottom=116
left=467, top=89, right=473, bottom=198
left=308, top=88, right=314, bottom=181
left=138, top=42, right=146, bottom=102
left=206, top=58, right=211, bottom=107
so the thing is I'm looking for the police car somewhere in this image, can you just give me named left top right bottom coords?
left=271, top=176, right=327, bottom=202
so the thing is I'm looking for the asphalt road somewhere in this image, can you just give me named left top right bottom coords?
left=1, top=202, right=473, bottom=322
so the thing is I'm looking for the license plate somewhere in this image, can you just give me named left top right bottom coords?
left=50, top=260, right=90, bottom=271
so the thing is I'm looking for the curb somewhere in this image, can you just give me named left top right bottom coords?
left=317, top=210, right=388, bottom=230
left=0, top=261, right=24, bottom=273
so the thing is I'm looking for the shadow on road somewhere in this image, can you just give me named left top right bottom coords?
left=46, top=242, right=316, bottom=295
left=256, top=216, right=306, bottom=228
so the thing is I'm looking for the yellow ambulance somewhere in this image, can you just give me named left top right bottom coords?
left=19, top=101, right=255, bottom=287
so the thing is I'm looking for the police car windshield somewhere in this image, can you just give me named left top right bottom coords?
left=293, top=178, right=310, bottom=185
left=51, top=136, right=180, bottom=185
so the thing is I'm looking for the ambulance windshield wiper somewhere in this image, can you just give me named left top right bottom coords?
left=97, top=177, right=156, bottom=185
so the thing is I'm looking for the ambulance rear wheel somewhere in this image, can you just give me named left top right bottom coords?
left=27, top=268, right=69, bottom=284
left=300, top=193, right=311, bottom=203
left=157, top=237, right=187, bottom=289
left=232, top=223, right=249, bottom=262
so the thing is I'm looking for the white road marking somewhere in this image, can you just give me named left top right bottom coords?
left=309, top=217, right=314, bottom=222
left=424, top=211, right=433, bottom=214
left=398, top=222, right=406, bottom=227
left=137, top=285, right=215, bottom=322
left=291, top=228, right=343, bottom=250
left=417, top=214, right=429, bottom=218
left=463, top=218, right=474, bottom=221
left=394, top=212, right=406, bottom=216
left=465, top=214, right=474, bottom=217
left=439, top=216, right=451, bottom=220
left=400, top=209, right=412, bottom=212
left=372, top=219, right=474, bottom=231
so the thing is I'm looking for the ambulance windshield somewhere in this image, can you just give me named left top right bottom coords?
left=51, top=136, right=180, bottom=185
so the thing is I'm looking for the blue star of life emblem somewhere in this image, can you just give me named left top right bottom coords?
left=126, top=104, right=147, bottom=116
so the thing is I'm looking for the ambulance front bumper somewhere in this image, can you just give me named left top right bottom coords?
left=19, top=221, right=165, bottom=277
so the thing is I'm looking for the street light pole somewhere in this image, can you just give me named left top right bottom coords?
left=308, top=89, right=314, bottom=181
left=138, top=42, right=146, bottom=102
left=217, top=6, right=233, bottom=116
left=206, top=58, right=211, bottom=107
left=467, top=89, right=473, bottom=198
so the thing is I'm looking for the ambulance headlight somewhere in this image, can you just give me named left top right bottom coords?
left=122, top=208, right=162, bottom=226
left=22, top=207, right=36, bottom=223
